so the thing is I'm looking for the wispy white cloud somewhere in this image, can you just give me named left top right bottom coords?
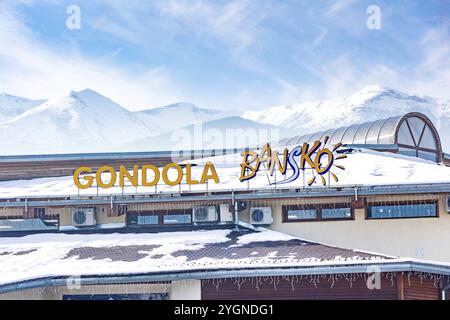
left=407, top=25, right=450, bottom=99
left=0, top=0, right=449, bottom=112
left=0, top=2, right=183, bottom=110
left=327, top=0, right=359, bottom=14
left=154, top=0, right=274, bottom=49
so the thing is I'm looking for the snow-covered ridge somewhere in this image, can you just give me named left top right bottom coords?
left=133, top=102, right=241, bottom=134
left=0, top=93, right=46, bottom=124
left=0, top=85, right=449, bottom=155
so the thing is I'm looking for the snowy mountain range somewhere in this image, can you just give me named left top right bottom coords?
left=242, top=85, right=450, bottom=136
left=0, top=85, right=449, bottom=155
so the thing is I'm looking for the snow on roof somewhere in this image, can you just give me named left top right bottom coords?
left=0, top=148, right=449, bottom=199
left=0, top=227, right=394, bottom=287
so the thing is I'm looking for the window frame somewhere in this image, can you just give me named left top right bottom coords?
left=365, top=199, right=439, bottom=220
left=127, top=209, right=193, bottom=227
left=162, top=210, right=193, bottom=225
left=282, top=203, right=354, bottom=223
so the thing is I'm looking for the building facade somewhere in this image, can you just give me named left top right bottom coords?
left=1, top=112, right=450, bottom=300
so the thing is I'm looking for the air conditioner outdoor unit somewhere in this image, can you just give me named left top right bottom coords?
left=219, top=203, right=233, bottom=222
left=249, top=207, right=273, bottom=225
left=72, top=208, right=96, bottom=227
left=193, top=206, right=218, bottom=223
left=446, top=196, right=450, bottom=213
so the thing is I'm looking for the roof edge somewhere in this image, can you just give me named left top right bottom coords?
left=1, top=260, right=449, bottom=294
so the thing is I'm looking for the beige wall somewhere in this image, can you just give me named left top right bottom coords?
left=170, top=280, right=201, bottom=300
left=1, top=193, right=449, bottom=262
left=268, top=194, right=450, bottom=262
left=0, top=207, right=24, bottom=217
left=60, top=206, right=125, bottom=226
left=0, top=281, right=201, bottom=300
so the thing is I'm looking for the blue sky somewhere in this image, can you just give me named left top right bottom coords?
left=0, top=0, right=449, bottom=110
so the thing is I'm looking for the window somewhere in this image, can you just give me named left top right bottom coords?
left=397, top=117, right=439, bottom=162
left=163, top=213, right=191, bottom=224
left=283, top=204, right=353, bottom=222
left=367, top=202, right=438, bottom=219
left=137, top=215, right=159, bottom=225
left=418, top=150, right=437, bottom=162
left=127, top=209, right=193, bottom=226
left=322, top=207, right=352, bottom=219
left=286, top=208, right=317, bottom=220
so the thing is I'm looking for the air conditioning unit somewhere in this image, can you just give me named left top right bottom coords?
left=219, top=204, right=233, bottom=222
left=72, top=208, right=96, bottom=227
left=446, top=196, right=450, bottom=213
left=193, top=206, right=218, bottom=223
left=249, top=207, right=273, bottom=225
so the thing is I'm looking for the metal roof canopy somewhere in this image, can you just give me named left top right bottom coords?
left=1, top=182, right=449, bottom=208
left=278, top=112, right=443, bottom=162
left=0, top=148, right=247, bottom=163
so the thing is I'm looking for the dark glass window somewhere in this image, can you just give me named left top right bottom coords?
left=163, top=213, right=191, bottom=224
left=418, top=150, right=437, bottom=162
left=322, top=207, right=352, bottom=219
left=287, top=208, right=317, bottom=220
left=283, top=204, right=353, bottom=222
left=137, top=215, right=159, bottom=225
left=127, top=209, right=193, bottom=226
left=368, top=203, right=437, bottom=219
left=398, top=147, right=417, bottom=158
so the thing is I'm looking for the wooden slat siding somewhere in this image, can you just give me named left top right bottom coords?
left=397, top=274, right=404, bottom=300
left=403, top=275, right=440, bottom=300
left=0, top=157, right=174, bottom=181
left=201, top=275, right=397, bottom=300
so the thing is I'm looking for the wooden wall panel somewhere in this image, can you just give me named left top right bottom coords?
left=402, top=275, right=440, bottom=300
left=201, top=275, right=397, bottom=300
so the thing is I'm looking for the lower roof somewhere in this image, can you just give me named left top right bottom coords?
left=1, top=226, right=450, bottom=293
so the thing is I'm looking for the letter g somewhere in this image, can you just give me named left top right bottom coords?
left=73, top=166, right=93, bottom=189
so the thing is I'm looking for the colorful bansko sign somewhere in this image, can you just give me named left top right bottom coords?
left=239, top=138, right=346, bottom=186
left=73, top=137, right=345, bottom=189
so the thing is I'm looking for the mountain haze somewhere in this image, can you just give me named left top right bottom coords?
left=124, top=116, right=295, bottom=151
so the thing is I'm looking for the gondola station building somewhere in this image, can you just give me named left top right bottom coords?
left=1, top=112, right=450, bottom=300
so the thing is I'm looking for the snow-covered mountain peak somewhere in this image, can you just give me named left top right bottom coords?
left=0, top=89, right=157, bottom=155
left=139, top=102, right=220, bottom=115
left=0, top=93, right=46, bottom=124
left=64, top=88, right=130, bottom=112
left=165, top=102, right=197, bottom=110
left=346, top=85, right=430, bottom=107
left=242, top=86, right=450, bottom=151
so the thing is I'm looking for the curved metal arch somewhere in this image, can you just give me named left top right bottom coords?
left=276, top=112, right=442, bottom=162
left=377, top=115, right=403, bottom=144
left=393, top=112, right=443, bottom=161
